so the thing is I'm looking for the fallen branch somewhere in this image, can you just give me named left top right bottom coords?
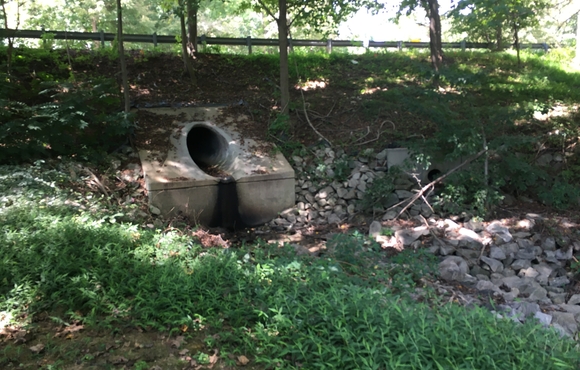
left=83, top=168, right=113, bottom=207
left=299, top=88, right=333, bottom=146
left=395, top=149, right=487, bottom=219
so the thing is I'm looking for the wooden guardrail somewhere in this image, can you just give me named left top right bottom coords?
left=0, top=28, right=550, bottom=54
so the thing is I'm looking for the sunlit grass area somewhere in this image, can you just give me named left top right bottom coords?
left=1, top=162, right=579, bottom=368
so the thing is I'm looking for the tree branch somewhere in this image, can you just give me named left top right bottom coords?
left=395, top=149, right=487, bottom=219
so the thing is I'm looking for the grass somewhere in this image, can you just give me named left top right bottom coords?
left=1, top=161, right=579, bottom=369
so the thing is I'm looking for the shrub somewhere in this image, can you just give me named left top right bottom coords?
left=0, top=78, right=132, bottom=163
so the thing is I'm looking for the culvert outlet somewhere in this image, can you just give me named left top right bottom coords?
left=186, top=125, right=229, bottom=168
left=137, top=107, right=295, bottom=229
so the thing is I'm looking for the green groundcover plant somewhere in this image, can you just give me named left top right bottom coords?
left=0, top=162, right=579, bottom=369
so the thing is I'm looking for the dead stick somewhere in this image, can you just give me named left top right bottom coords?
left=396, top=149, right=487, bottom=219
left=299, top=88, right=333, bottom=146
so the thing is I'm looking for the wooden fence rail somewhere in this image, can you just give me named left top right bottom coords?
left=0, top=28, right=550, bottom=54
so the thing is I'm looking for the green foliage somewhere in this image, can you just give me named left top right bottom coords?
left=448, top=0, right=550, bottom=50
left=359, top=171, right=396, bottom=213
left=0, top=77, right=132, bottom=163
left=1, top=163, right=580, bottom=369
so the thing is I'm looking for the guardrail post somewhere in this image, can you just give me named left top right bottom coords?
left=397, top=41, right=402, bottom=51
left=99, top=30, right=105, bottom=47
left=461, top=39, right=466, bottom=52
left=201, top=34, right=206, bottom=52
left=153, top=32, right=157, bottom=47
left=246, top=36, right=252, bottom=54
left=542, top=43, right=549, bottom=52
left=41, top=27, right=46, bottom=47
left=326, top=39, right=332, bottom=54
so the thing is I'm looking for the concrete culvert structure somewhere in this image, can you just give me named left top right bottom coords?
left=137, top=107, right=295, bottom=228
left=186, top=125, right=229, bottom=168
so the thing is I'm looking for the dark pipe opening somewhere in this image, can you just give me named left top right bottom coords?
left=186, top=125, right=228, bottom=168
left=186, top=125, right=245, bottom=230
left=428, top=169, right=442, bottom=182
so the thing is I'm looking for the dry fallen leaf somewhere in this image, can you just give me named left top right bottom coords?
left=237, top=355, right=250, bottom=366
left=207, top=349, right=219, bottom=369
left=179, top=349, right=189, bottom=355
left=29, top=343, right=45, bottom=354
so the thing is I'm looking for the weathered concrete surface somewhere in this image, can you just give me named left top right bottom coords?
left=137, top=107, right=295, bottom=227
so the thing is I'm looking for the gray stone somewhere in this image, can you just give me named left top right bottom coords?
left=502, top=268, right=516, bottom=277
left=515, top=248, right=536, bottom=260
left=516, top=219, right=535, bottom=230
left=327, top=213, right=342, bottom=224
left=486, top=221, right=513, bottom=244
left=347, top=204, right=356, bottom=215
left=382, top=210, right=398, bottom=220
left=395, top=227, right=429, bottom=246
left=514, top=302, right=541, bottom=318
left=549, top=276, right=570, bottom=287
left=551, top=312, right=578, bottom=335
left=395, top=190, right=414, bottom=199
left=481, top=256, right=504, bottom=273
left=516, top=239, right=534, bottom=249
left=490, top=273, right=504, bottom=285
left=343, top=189, right=357, bottom=200
left=534, top=264, right=555, bottom=278
left=549, top=292, right=568, bottom=305
left=149, top=205, right=161, bottom=215
left=533, top=311, right=552, bottom=326
left=476, top=280, right=500, bottom=292
left=489, top=246, right=507, bottom=260
left=465, top=218, right=484, bottom=232
left=456, top=248, right=480, bottom=261
left=376, top=149, right=388, bottom=161
left=502, top=276, right=523, bottom=289
left=555, top=247, right=573, bottom=260
left=567, top=294, right=580, bottom=305
left=560, top=304, right=580, bottom=316
left=383, top=192, right=400, bottom=208
left=518, top=267, right=539, bottom=279
left=476, top=274, right=490, bottom=281
left=502, top=243, right=519, bottom=255
left=541, top=236, right=556, bottom=251
left=369, top=221, right=382, bottom=238
left=439, top=256, right=469, bottom=282
left=536, top=153, right=553, bottom=166
left=511, top=259, right=531, bottom=271
left=471, top=265, right=490, bottom=277
left=439, top=244, right=456, bottom=256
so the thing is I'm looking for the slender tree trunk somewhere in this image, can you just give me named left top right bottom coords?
left=575, top=11, right=580, bottom=65
left=278, top=0, right=289, bottom=115
left=186, top=0, right=197, bottom=54
left=116, top=0, right=130, bottom=113
left=92, top=15, right=99, bottom=49
left=495, top=26, right=502, bottom=50
left=427, top=0, right=443, bottom=71
left=513, top=14, right=521, bottom=67
left=180, top=9, right=196, bottom=84
left=1, top=0, right=14, bottom=78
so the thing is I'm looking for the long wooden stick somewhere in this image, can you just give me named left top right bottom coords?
left=395, top=149, right=487, bottom=219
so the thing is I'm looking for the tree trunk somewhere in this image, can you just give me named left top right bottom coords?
left=1, top=0, right=14, bottom=77
left=427, top=0, right=443, bottom=71
left=116, top=0, right=130, bottom=113
left=575, top=11, right=580, bottom=65
left=186, top=0, right=197, bottom=54
left=278, top=0, right=289, bottom=115
left=495, top=26, right=502, bottom=50
left=513, top=15, right=521, bottom=67
left=180, top=8, right=196, bottom=84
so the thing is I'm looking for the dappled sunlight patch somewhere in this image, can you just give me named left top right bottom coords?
left=294, top=79, right=327, bottom=91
